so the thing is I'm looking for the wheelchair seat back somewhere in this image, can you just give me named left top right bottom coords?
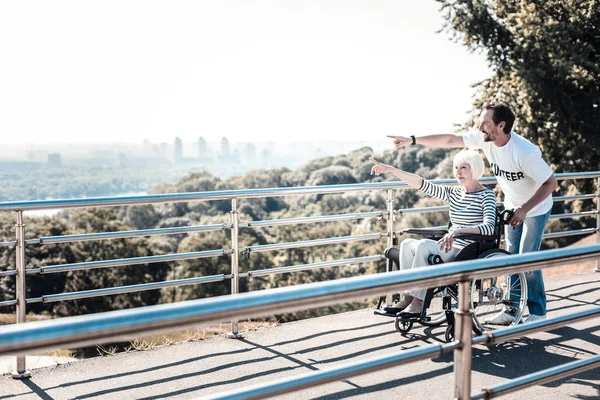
left=452, top=208, right=510, bottom=261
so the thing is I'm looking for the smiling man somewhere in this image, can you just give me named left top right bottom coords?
left=387, top=100, right=558, bottom=324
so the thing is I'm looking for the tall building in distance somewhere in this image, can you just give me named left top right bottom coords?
left=117, top=152, right=127, bottom=168
left=197, top=137, right=207, bottom=158
left=158, top=142, right=168, bottom=159
left=174, top=137, right=183, bottom=163
left=221, top=137, right=230, bottom=157
left=218, top=136, right=240, bottom=164
left=47, top=153, right=61, bottom=168
left=242, top=142, right=257, bottom=164
left=142, top=138, right=157, bottom=157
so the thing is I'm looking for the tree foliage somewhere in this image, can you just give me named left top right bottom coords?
left=0, top=143, right=592, bottom=322
left=437, top=0, right=600, bottom=178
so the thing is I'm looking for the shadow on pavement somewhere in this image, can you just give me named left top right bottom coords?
left=431, top=325, right=599, bottom=392
left=267, top=319, right=394, bottom=347
left=41, top=346, right=261, bottom=391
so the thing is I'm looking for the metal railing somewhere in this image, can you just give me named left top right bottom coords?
left=0, top=171, right=599, bottom=382
left=0, top=244, right=599, bottom=399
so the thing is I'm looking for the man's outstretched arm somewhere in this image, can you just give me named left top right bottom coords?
left=387, top=134, right=465, bottom=148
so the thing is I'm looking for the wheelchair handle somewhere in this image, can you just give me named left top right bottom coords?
left=501, top=209, right=514, bottom=224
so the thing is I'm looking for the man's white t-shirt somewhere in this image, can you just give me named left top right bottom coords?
left=462, top=129, right=554, bottom=217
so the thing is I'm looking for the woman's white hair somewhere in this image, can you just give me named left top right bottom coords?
left=453, top=149, right=485, bottom=180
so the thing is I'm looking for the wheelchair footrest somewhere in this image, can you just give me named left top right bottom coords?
left=400, top=316, right=420, bottom=322
left=373, top=309, right=397, bottom=317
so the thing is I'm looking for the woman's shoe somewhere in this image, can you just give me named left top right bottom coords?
left=384, top=293, right=414, bottom=314
left=383, top=306, right=404, bottom=314
left=398, top=298, right=423, bottom=318
left=396, top=294, right=414, bottom=309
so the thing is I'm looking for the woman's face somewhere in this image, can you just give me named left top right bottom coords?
left=454, top=161, right=474, bottom=186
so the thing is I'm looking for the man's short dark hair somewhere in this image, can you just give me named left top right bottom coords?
left=483, top=101, right=515, bottom=134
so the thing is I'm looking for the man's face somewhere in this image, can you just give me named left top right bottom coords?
left=478, top=109, right=503, bottom=142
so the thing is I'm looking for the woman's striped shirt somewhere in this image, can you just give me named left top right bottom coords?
left=419, top=180, right=496, bottom=249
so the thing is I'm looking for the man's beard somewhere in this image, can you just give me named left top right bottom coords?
left=483, top=131, right=493, bottom=142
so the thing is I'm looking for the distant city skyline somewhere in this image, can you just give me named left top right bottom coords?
left=0, top=138, right=392, bottom=179
left=0, top=1, right=490, bottom=146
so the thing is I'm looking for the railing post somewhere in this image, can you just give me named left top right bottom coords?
left=385, top=189, right=395, bottom=305
left=386, top=190, right=394, bottom=271
left=454, top=280, right=472, bottom=399
left=228, top=198, right=242, bottom=338
left=595, top=177, right=599, bottom=273
left=12, top=211, right=30, bottom=379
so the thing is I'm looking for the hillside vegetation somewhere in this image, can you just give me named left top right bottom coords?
left=0, top=146, right=594, bottom=322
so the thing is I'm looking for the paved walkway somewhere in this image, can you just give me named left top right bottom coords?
left=1, top=270, right=599, bottom=400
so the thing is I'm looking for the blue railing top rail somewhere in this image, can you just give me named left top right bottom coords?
left=1, top=171, right=598, bottom=212
left=1, top=243, right=599, bottom=356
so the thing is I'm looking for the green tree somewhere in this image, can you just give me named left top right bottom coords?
left=437, top=0, right=600, bottom=178
left=0, top=214, right=70, bottom=315
left=53, top=209, right=170, bottom=316
left=124, top=204, right=160, bottom=229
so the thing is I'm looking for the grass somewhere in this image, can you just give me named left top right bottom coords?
left=96, top=344, right=118, bottom=357
left=1, top=313, right=279, bottom=358
left=0, top=313, right=52, bottom=325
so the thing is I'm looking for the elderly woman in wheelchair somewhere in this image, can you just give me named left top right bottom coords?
left=370, top=150, right=527, bottom=340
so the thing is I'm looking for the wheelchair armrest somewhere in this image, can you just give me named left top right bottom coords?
left=400, top=228, right=448, bottom=238
left=453, top=233, right=496, bottom=242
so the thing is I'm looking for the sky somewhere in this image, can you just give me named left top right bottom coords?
left=0, top=0, right=491, bottom=145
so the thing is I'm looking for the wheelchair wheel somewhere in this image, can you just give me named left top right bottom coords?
left=419, top=287, right=455, bottom=327
left=470, top=249, right=528, bottom=335
left=445, top=324, right=455, bottom=343
left=395, top=318, right=413, bottom=333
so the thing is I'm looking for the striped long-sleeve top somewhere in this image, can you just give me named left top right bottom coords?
left=419, top=180, right=497, bottom=249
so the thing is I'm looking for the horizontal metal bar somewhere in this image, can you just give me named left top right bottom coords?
left=473, top=354, right=600, bottom=400
left=396, top=226, right=447, bottom=235
left=16, top=206, right=595, bottom=249
left=0, top=300, right=17, bottom=308
left=481, top=229, right=593, bottom=244
left=16, top=206, right=591, bottom=250
left=548, top=211, right=597, bottom=220
left=240, top=211, right=384, bottom=229
left=1, top=243, right=599, bottom=356
left=553, top=194, right=598, bottom=202
left=543, top=228, right=598, bottom=239
left=0, top=181, right=415, bottom=212
left=397, top=205, right=449, bottom=214
left=26, top=224, right=231, bottom=245
left=0, top=241, right=16, bottom=247
left=554, top=171, right=600, bottom=180
left=205, top=341, right=460, bottom=400
left=245, top=255, right=383, bottom=277
left=30, top=249, right=232, bottom=275
left=1, top=172, right=597, bottom=212
left=39, top=275, right=229, bottom=303
left=399, top=207, right=597, bottom=219
left=0, top=270, right=17, bottom=277
left=242, top=233, right=383, bottom=254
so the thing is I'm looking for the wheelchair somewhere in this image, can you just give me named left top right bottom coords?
left=377, top=209, right=528, bottom=342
